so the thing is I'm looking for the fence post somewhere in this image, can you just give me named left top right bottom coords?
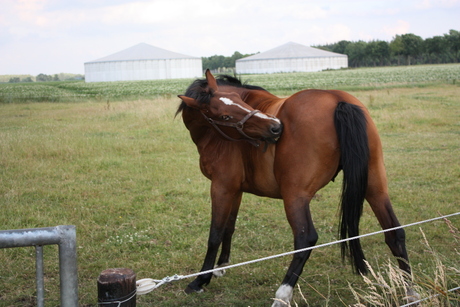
left=97, top=268, right=136, bottom=306
left=58, top=225, right=79, bottom=306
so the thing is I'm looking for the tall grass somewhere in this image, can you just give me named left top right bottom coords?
left=272, top=220, right=460, bottom=307
left=349, top=222, right=460, bottom=307
left=0, top=68, right=459, bottom=306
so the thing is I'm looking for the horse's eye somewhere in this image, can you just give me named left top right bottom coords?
left=220, top=115, right=232, bottom=121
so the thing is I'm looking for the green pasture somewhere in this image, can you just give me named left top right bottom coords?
left=1, top=64, right=460, bottom=103
left=0, top=65, right=459, bottom=306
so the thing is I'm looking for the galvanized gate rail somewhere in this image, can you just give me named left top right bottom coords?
left=0, top=225, right=78, bottom=307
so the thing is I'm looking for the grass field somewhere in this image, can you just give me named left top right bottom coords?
left=0, top=65, right=459, bottom=306
left=1, top=64, right=459, bottom=103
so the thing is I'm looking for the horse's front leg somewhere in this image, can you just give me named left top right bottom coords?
left=214, top=192, right=242, bottom=277
left=185, top=185, right=242, bottom=293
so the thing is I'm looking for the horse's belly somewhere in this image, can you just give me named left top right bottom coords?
left=242, top=173, right=282, bottom=198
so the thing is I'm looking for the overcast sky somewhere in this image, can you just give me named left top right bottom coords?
left=1, top=0, right=459, bottom=75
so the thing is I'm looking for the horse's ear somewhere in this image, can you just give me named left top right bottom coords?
left=205, top=69, right=218, bottom=94
left=178, top=95, right=201, bottom=109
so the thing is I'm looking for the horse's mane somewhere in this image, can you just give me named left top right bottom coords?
left=176, top=75, right=267, bottom=116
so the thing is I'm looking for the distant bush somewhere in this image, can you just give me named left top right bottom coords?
left=36, top=73, right=54, bottom=82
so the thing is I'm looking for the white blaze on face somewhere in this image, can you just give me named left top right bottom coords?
left=219, top=97, right=281, bottom=124
left=257, top=112, right=282, bottom=124
left=219, top=97, right=238, bottom=106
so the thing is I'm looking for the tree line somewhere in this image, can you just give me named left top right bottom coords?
left=8, top=73, right=84, bottom=83
left=317, top=29, right=460, bottom=67
left=202, top=51, right=257, bottom=72
left=202, top=29, right=460, bottom=70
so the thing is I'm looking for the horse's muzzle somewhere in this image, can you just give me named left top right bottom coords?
left=265, top=121, right=283, bottom=143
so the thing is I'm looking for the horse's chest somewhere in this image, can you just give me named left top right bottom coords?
left=198, top=146, right=281, bottom=197
left=198, top=155, right=215, bottom=180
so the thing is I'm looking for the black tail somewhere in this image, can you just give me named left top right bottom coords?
left=334, top=101, right=369, bottom=274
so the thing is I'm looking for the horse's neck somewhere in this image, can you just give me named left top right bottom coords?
left=182, top=107, right=250, bottom=155
left=182, top=109, right=226, bottom=147
left=243, top=90, right=285, bottom=116
left=182, top=109, right=207, bottom=141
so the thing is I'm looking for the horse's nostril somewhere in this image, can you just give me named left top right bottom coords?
left=271, top=124, right=283, bottom=135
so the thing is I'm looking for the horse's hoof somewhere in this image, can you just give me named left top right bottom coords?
left=272, top=299, right=290, bottom=307
left=213, top=262, right=229, bottom=277
left=406, top=287, right=420, bottom=303
left=184, top=285, right=204, bottom=294
left=213, top=268, right=226, bottom=277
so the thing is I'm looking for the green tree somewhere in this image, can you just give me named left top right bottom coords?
left=365, top=41, right=378, bottom=66
left=345, top=41, right=368, bottom=67
left=445, top=30, right=460, bottom=51
left=332, top=40, right=351, bottom=54
left=202, top=55, right=226, bottom=70
left=36, top=73, right=52, bottom=82
left=229, top=51, right=245, bottom=67
left=390, top=35, right=405, bottom=65
left=365, top=41, right=390, bottom=66
left=376, top=41, right=391, bottom=65
left=400, top=33, right=424, bottom=65
left=444, top=29, right=460, bottom=62
left=202, top=51, right=256, bottom=71
left=8, top=77, right=20, bottom=83
left=21, top=77, right=34, bottom=82
left=424, top=36, right=449, bottom=63
left=317, top=29, right=459, bottom=66
left=425, top=36, right=447, bottom=54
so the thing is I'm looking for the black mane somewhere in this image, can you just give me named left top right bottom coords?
left=176, top=74, right=266, bottom=116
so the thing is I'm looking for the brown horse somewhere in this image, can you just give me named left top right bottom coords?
left=177, top=70, right=414, bottom=306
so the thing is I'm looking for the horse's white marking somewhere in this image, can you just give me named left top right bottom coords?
left=219, top=97, right=237, bottom=106
left=219, top=97, right=281, bottom=124
left=220, top=97, right=251, bottom=114
left=406, top=287, right=421, bottom=303
left=272, top=284, right=293, bottom=307
left=258, top=112, right=282, bottom=124
left=213, top=262, right=229, bottom=277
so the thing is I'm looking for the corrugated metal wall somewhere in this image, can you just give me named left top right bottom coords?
left=84, top=58, right=202, bottom=82
left=236, top=56, right=348, bottom=74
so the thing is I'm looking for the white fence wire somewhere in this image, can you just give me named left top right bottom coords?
left=135, top=212, right=460, bottom=304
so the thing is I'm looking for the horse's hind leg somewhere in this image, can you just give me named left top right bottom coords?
left=366, top=173, right=419, bottom=301
left=365, top=159, right=410, bottom=273
left=367, top=193, right=410, bottom=271
left=273, top=196, right=318, bottom=307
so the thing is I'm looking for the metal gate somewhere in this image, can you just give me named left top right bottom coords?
left=0, top=225, right=78, bottom=307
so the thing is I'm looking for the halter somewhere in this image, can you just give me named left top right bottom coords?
left=201, top=109, right=261, bottom=147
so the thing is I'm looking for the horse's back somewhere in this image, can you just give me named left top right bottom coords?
left=278, top=89, right=380, bottom=147
left=276, top=89, right=359, bottom=145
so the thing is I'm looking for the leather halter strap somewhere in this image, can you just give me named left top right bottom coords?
left=201, top=109, right=261, bottom=147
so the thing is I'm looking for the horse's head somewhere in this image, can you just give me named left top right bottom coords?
left=178, top=70, right=282, bottom=146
